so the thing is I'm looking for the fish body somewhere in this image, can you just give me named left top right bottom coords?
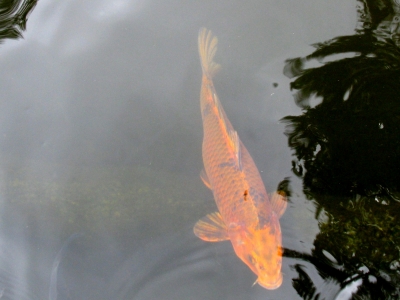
left=194, top=28, right=287, bottom=290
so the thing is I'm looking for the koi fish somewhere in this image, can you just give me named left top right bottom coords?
left=194, top=28, right=287, bottom=290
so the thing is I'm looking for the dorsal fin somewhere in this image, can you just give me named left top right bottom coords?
left=228, top=129, right=242, bottom=170
left=200, top=169, right=212, bottom=189
left=198, top=28, right=221, bottom=78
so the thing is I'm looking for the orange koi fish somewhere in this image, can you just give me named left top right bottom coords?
left=194, top=28, right=287, bottom=290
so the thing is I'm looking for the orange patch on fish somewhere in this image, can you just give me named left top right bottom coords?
left=193, top=28, right=287, bottom=290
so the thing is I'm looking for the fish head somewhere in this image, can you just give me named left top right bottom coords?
left=228, top=213, right=283, bottom=290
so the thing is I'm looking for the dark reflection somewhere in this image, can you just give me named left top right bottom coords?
left=283, top=0, right=400, bottom=198
left=0, top=0, right=37, bottom=43
left=282, top=0, right=400, bottom=298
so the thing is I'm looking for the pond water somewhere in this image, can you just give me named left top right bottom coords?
left=0, top=0, right=399, bottom=299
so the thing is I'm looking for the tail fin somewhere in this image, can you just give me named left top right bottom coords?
left=198, top=28, right=221, bottom=78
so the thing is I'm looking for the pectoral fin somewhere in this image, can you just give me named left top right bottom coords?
left=193, top=212, right=229, bottom=241
left=270, top=191, right=287, bottom=218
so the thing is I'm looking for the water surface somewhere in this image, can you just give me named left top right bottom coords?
left=2, top=1, right=393, bottom=299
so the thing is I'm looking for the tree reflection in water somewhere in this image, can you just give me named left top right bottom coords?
left=0, top=0, right=37, bottom=43
left=282, top=0, right=400, bottom=298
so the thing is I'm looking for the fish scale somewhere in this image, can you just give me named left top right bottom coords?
left=199, top=42, right=264, bottom=228
left=194, top=27, right=287, bottom=290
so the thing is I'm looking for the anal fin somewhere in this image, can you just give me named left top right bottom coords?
left=193, top=212, right=229, bottom=242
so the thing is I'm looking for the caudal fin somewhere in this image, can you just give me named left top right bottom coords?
left=198, top=28, right=221, bottom=78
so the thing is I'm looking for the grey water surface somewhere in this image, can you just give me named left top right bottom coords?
left=0, top=1, right=359, bottom=299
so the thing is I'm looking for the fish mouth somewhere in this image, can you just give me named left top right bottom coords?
left=256, top=274, right=283, bottom=290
